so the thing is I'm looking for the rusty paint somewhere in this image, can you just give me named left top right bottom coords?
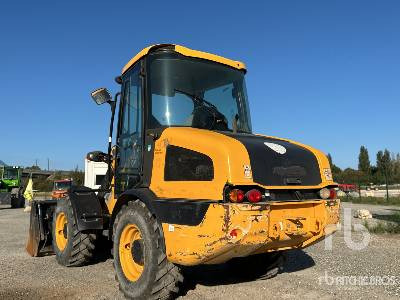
left=161, top=200, right=340, bottom=266
left=205, top=236, right=230, bottom=248
left=222, top=205, right=230, bottom=233
left=251, top=215, right=263, bottom=222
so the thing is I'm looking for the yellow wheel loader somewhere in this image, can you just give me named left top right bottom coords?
left=27, top=44, right=340, bottom=299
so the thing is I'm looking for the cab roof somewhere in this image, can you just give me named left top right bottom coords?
left=122, top=44, right=246, bottom=75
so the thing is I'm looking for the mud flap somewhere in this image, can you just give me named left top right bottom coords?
left=26, top=200, right=56, bottom=257
left=68, top=186, right=104, bottom=231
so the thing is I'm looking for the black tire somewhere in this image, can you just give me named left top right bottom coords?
left=10, top=193, right=24, bottom=208
left=113, top=200, right=183, bottom=300
left=52, top=197, right=97, bottom=266
left=10, top=195, right=19, bottom=208
left=228, top=251, right=286, bottom=280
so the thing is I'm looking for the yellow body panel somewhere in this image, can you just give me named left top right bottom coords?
left=162, top=200, right=340, bottom=265
left=147, top=127, right=339, bottom=264
left=121, top=44, right=246, bottom=75
left=108, top=127, right=339, bottom=265
left=149, top=127, right=253, bottom=200
left=149, top=127, right=335, bottom=199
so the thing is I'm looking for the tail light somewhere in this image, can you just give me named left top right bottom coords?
left=229, top=189, right=245, bottom=203
left=329, top=188, right=337, bottom=199
left=246, top=189, right=262, bottom=203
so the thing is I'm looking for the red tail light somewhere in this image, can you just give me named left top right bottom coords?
left=229, top=189, right=245, bottom=203
left=329, top=188, right=337, bottom=199
left=230, top=229, right=238, bottom=238
left=246, top=189, right=262, bottom=203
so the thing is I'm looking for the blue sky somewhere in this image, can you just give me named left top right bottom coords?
left=0, top=1, right=399, bottom=170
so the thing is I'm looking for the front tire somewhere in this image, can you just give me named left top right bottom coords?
left=113, top=200, right=183, bottom=300
left=52, top=197, right=97, bottom=266
left=10, top=188, right=24, bottom=208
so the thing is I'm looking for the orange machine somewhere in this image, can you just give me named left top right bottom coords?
left=51, top=179, right=72, bottom=199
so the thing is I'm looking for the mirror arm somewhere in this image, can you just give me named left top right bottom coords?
left=107, top=92, right=121, bottom=188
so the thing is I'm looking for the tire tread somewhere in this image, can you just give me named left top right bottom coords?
left=113, top=200, right=183, bottom=300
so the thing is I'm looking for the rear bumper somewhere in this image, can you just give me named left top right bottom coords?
left=162, top=199, right=340, bottom=265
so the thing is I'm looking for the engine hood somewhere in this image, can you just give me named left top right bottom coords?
left=221, top=133, right=322, bottom=186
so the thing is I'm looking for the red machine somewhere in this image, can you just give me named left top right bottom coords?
left=51, top=179, right=72, bottom=199
left=338, top=183, right=357, bottom=193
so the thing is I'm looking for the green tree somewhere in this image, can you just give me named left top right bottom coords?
left=327, top=153, right=333, bottom=166
left=376, top=149, right=392, bottom=184
left=27, top=165, right=41, bottom=170
left=377, top=149, right=393, bottom=200
left=327, top=153, right=342, bottom=181
left=334, top=168, right=362, bottom=185
left=71, top=166, right=84, bottom=186
left=358, top=146, right=370, bottom=174
left=393, top=153, right=400, bottom=183
left=358, top=146, right=371, bottom=185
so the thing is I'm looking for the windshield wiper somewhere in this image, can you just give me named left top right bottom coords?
left=174, top=89, right=228, bottom=129
left=174, top=89, right=217, bottom=109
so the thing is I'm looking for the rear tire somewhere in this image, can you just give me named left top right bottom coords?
left=10, top=193, right=24, bottom=208
left=228, top=251, right=286, bottom=280
left=10, top=188, right=24, bottom=208
left=113, top=200, right=183, bottom=300
left=52, top=197, right=97, bottom=266
left=10, top=196, right=18, bottom=208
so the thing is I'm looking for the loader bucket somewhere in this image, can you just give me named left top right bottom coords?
left=26, top=200, right=56, bottom=257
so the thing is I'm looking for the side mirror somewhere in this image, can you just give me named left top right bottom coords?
left=91, top=88, right=112, bottom=105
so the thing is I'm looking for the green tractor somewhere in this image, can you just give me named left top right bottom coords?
left=0, top=166, right=25, bottom=208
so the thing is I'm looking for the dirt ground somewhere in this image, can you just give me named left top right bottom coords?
left=0, top=202, right=399, bottom=300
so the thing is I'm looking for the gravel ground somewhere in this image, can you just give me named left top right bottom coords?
left=0, top=202, right=399, bottom=300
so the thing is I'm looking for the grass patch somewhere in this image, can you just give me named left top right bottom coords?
left=363, top=212, right=400, bottom=234
left=341, top=196, right=400, bottom=206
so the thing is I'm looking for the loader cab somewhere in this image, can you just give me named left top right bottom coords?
left=2, top=166, right=19, bottom=180
left=113, top=46, right=252, bottom=195
left=115, top=60, right=144, bottom=194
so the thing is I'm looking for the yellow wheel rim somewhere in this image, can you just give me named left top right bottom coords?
left=55, top=212, right=68, bottom=251
left=119, top=224, right=144, bottom=282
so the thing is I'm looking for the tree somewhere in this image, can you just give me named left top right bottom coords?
left=327, top=153, right=342, bottom=181
left=27, top=165, right=41, bottom=170
left=376, top=149, right=392, bottom=184
left=393, top=153, right=400, bottom=183
left=376, top=149, right=392, bottom=200
left=71, top=166, right=84, bottom=186
left=327, top=153, right=333, bottom=166
left=358, top=146, right=370, bottom=174
left=358, top=146, right=371, bottom=185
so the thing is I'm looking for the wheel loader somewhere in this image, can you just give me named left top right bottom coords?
left=26, top=44, right=340, bottom=299
left=51, top=179, right=73, bottom=199
left=0, top=165, right=25, bottom=208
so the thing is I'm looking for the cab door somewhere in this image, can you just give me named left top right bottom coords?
left=115, top=63, right=143, bottom=195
